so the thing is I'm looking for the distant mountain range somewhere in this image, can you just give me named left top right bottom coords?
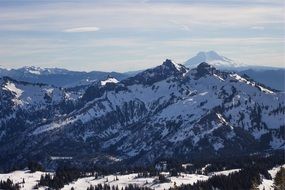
left=1, top=51, right=284, bottom=91
left=0, top=59, right=284, bottom=171
left=0, top=66, right=128, bottom=88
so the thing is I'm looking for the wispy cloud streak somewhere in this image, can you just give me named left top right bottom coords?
left=63, top=27, right=100, bottom=33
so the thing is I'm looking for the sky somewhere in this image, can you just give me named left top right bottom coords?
left=0, top=0, right=284, bottom=72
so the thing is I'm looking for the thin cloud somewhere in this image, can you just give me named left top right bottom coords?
left=251, top=26, right=265, bottom=30
left=0, top=3, right=283, bottom=31
left=63, top=27, right=100, bottom=33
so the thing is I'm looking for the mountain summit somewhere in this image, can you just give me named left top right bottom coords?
left=185, top=51, right=243, bottom=69
left=122, top=59, right=188, bottom=85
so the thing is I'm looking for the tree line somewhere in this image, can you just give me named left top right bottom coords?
left=0, top=179, right=20, bottom=190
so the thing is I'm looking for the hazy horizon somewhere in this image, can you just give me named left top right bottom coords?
left=1, top=50, right=285, bottom=73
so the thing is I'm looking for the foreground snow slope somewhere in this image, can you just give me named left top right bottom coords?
left=0, top=170, right=53, bottom=190
left=0, top=166, right=278, bottom=190
left=0, top=169, right=240, bottom=190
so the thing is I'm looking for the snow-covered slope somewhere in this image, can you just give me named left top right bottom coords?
left=1, top=77, right=64, bottom=107
left=0, top=170, right=53, bottom=190
left=0, top=169, right=240, bottom=190
left=0, top=60, right=284, bottom=170
left=0, top=76, right=82, bottom=146
left=0, top=165, right=282, bottom=190
left=184, top=51, right=243, bottom=69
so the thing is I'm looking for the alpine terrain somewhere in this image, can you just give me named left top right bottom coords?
left=0, top=59, right=284, bottom=172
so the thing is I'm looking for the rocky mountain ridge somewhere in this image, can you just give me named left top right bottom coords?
left=0, top=60, right=284, bottom=171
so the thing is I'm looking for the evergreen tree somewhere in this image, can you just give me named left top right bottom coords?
left=274, top=167, right=285, bottom=190
left=0, top=178, right=20, bottom=190
left=27, top=161, right=44, bottom=172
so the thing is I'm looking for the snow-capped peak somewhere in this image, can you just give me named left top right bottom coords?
left=161, top=59, right=188, bottom=74
left=162, top=59, right=184, bottom=72
left=122, top=59, right=188, bottom=86
left=197, top=51, right=227, bottom=61
left=18, top=66, right=70, bottom=75
left=185, top=51, right=243, bottom=69
left=100, top=75, right=119, bottom=86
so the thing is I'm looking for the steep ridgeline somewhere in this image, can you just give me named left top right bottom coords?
left=0, top=60, right=284, bottom=170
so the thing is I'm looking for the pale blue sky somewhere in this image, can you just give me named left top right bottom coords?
left=0, top=0, right=284, bottom=72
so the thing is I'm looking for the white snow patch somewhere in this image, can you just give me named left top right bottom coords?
left=50, top=156, right=73, bottom=160
left=3, top=81, right=23, bottom=105
left=101, top=77, right=119, bottom=86
left=32, top=118, right=76, bottom=135
left=210, top=169, right=240, bottom=176
left=28, top=70, right=41, bottom=75
left=258, top=85, right=274, bottom=94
